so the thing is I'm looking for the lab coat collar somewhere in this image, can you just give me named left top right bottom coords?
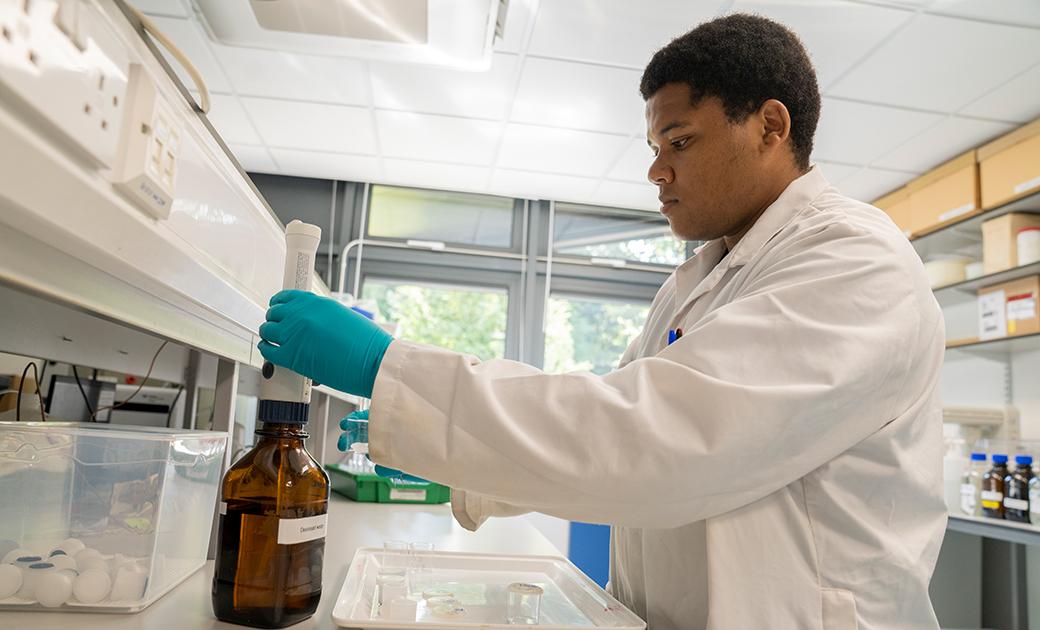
left=673, top=165, right=830, bottom=306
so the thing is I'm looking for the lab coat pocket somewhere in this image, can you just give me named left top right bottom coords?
left=820, top=588, right=859, bottom=630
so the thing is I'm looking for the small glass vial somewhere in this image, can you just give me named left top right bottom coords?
left=960, top=452, right=987, bottom=516
left=1004, top=455, right=1034, bottom=523
left=981, top=454, right=1009, bottom=519
left=506, top=582, right=543, bottom=625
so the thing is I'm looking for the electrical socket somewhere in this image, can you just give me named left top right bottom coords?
left=0, top=0, right=129, bottom=167
left=112, top=63, right=180, bottom=220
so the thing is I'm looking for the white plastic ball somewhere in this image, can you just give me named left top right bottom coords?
left=72, top=569, right=111, bottom=604
left=110, top=564, right=147, bottom=601
left=74, top=548, right=102, bottom=563
left=0, top=563, right=22, bottom=599
left=58, top=539, right=85, bottom=556
left=35, top=571, right=73, bottom=608
left=18, top=562, right=56, bottom=599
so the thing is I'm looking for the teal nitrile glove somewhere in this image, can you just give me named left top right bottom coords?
left=258, top=290, right=393, bottom=398
left=338, top=410, right=426, bottom=482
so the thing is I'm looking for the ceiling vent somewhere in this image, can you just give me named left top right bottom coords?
left=191, top=0, right=506, bottom=70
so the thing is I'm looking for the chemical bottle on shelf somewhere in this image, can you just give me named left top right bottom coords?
left=212, top=221, right=330, bottom=628
left=1003, top=455, right=1034, bottom=523
left=981, top=454, right=1009, bottom=519
left=1029, top=474, right=1040, bottom=526
left=959, top=452, right=987, bottom=516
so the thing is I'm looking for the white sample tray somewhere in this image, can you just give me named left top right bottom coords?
left=332, top=548, right=646, bottom=629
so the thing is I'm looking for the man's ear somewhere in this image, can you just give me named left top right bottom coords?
left=758, top=99, right=792, bottom=152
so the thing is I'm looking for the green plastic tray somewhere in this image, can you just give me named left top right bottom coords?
left=326, top=463, right=450, bottom=504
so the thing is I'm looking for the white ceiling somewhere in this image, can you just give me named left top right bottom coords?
left=137, top=0, right=1040, bottom=209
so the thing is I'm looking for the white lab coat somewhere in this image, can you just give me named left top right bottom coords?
left=368, top=166, right=947, bottom=630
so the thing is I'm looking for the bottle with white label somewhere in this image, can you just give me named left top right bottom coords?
left=213, top=221, right=330, bottom=628
left=1004, top=455, right=1033, bottom=523
left=981, top=454, right=1009, bottom=519
left=212, top=420, right=330, bottom=628
left=960, top=452, right=987, bottom=516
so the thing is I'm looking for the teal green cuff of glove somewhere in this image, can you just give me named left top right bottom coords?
left=257, top=290, right=392, bottom=398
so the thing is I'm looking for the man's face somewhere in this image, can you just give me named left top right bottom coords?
left=645, top=83, right=766, bottom=242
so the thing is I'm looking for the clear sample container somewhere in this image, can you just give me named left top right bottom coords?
left=960, top=452, right=987, bottom=516
left=0, top=421, right=227, bottom=612
left=506, top=582, right=543, bottom=625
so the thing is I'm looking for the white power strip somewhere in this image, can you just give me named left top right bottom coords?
left=0, top=0, right=129, bottom=167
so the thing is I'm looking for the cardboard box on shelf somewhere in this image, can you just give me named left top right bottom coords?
left=873, top=187, right=912, bottom=238
left=982, top=212, right=1040, bottom=274
left=908, top=151, right=980, bottom=236
left=978, top=275, right=1040, bottom=340
left=979, top=118, right=1040, bottom=210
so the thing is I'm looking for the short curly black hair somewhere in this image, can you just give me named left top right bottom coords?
left=640, top=13, right=821, bottom=170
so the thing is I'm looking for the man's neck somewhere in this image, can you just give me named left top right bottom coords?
left=722, top=165, right=809, bottom=251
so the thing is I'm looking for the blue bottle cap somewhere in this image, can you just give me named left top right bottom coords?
left=1015, top=455, right=1033, bottom=466
left=992, top=454, right=1008, bottom=464
left=970, top=452, right=987, bottom=461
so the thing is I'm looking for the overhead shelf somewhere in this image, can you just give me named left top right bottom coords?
left=933, top=261, right=1040, bottom=306
left=945, top=333, right=1040, bottom=360
left=948, top=514, right=1040, bottom=546
left=911, top=189, right=1040, bottom=261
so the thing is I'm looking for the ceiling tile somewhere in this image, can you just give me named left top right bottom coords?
left=608, top=139, right=653, bottom=183
left=813, top=97, right=942, bottom=164
left=381, top=159, right=490, bottom=195
left=927, top=0, right=1040, bottom=28
left=511, top=58, right=643, bottom=134
left=213, top=46, right=369, bottom=106
left=959, top=62, right=1040, bottom=124
left=147, top=16, right=230, bottom=92
left=370, top=53, right=519, bottom=120
left=242, top=98, right=376, bottom=154
left=873, top=116, right=1015, bottom=172
left=375, top=111, right=502, bottom=165
left=730, top=1, right=913, bottom=88
left=527, top=0, right=724, bottom=68
left=202, top=93, right=260, bottom=145
left=489, top=169, right=598, bottom=203
left=814, top=161, right=863, bottom=184
left=229, top=144, right=277, bottom=173
left=593, top=180, right=659, bottom=211
left=497, top=124, right=629, bottom=177
left=839, top=167, right=916, bottom=202
left=496, top=0, right=536, bottom=54
left=268, top=149, right=381, bottom=182
left=828, top=14, right=1040, bottom=112
left=133, top=0, right=189, bottom=17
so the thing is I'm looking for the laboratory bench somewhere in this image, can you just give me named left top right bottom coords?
left=0, top=494, right=558, bottom=630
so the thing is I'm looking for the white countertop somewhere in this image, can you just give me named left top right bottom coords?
left=1, top=495, right=559, bottom=629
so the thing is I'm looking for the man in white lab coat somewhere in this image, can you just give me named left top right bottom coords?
left=258, top=13, right=947, bottom=630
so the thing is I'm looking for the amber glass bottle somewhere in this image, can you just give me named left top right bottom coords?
left=212, top=410, right=330, bottom=628
left=981, top=454, right=1009, bottom=519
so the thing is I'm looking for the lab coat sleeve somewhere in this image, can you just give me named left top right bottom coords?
left=368, top=220, right=940, bottom=529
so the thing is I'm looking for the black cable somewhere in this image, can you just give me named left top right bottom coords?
left=16, top=362, right=45, bottom=422
left=92, top=341, right=168, bottom=422
left=71, top=365, right=96, bottom=421
left=166, top=386, right=184, bottom=428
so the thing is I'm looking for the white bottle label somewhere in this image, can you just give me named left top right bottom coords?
left=1030, top=488, right=1040, bottom=521
left=1004, top=498, right=1029, bottom=512
left=959, top=484, right=976, bottom=514
left=277, top=513, right=328, bottom=545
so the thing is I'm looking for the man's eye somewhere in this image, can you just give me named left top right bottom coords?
left=671, top=137, right=688, bottom=149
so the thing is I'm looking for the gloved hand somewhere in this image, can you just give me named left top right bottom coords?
left=337, top=409, right=426, bottom=483
left=258, top=290, right=393, bottom=398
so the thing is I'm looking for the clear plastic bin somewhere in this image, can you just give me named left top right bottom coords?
left=0, top=421, right=227, bottom=612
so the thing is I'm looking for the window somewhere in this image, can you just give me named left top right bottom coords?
left=553, top=204, right=685, bottom=266
left=543, top=294, right=650, bottom=375
left=362, top=279, right=508, bottom=360
left=368, top=186, right=516, bottom=249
